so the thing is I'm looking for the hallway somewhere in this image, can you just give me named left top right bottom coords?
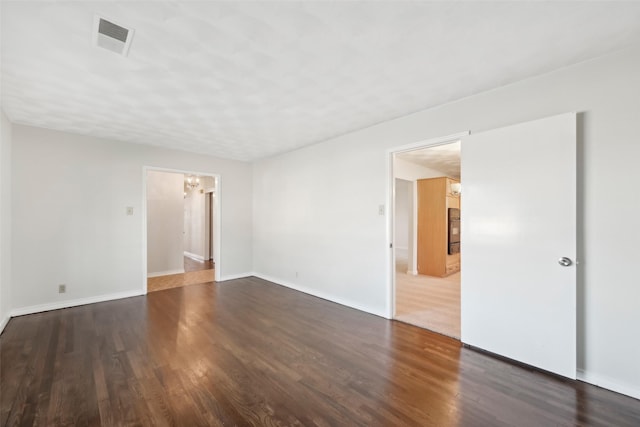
left=147, top=256, right=215, bottom=292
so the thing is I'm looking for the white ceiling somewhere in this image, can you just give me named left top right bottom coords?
left=397, top=141, right=461, bottom=179
left=2, top=2, right=640, bottom=161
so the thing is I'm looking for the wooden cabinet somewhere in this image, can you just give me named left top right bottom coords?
left=417, top=177, right=460, bottom=277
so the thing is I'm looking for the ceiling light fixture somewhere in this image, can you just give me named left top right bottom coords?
left=451, top=182, right=462, bottom=196
left=185, top=176, right=200, bottom=190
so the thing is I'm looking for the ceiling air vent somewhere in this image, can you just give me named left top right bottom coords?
left=92, top=15, right=134, bottom=56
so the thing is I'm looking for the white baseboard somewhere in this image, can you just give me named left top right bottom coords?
left=10, top=290, right=145, bottom=317
left=184, top=251, right=204, bottom=261
left=252, top=272, right=387, bottom=318
left=407, top=270, right=418, bottom=275
left=147, top=268, right=185, bottom=278
left=218, top=272, right=254, bottom=282
left=0, top=315, right=9, bottom=335
left=578, top=369, right=640, bottom=400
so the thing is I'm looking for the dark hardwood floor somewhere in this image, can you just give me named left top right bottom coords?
left=1, top=278, right=639, bottom=426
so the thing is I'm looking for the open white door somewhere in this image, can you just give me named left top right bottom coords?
left=461, top=113, right=576, bottom=378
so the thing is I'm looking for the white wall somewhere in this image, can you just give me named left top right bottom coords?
left=394, top=179, right=410, bottom=251
left=11, top=125, right=252, bottom=313
left=147, top=171, right=184, bottom=276
left=253, top=45, right=640, bottom=398
left=183, top=175, right=214, bottom=261
left=184, top=186, right=205, bottom=259
left=394, top=157, right=447, bottom=181
left=0, top=111, right=12, bottom=333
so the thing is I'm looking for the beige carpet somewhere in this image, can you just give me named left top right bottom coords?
left=395, top=256, right=460, bottom=338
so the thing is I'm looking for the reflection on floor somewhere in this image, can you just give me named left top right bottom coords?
left=184, top=256, right=214, bottom=273
left=147, top=256, right=215, bottom=293
left=394, top=255, right=460, bottom=338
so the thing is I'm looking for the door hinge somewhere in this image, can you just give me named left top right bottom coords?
left=390, top=243, right=393, bottom=249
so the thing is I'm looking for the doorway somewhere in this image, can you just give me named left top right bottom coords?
left=388, top=114, right=577, bottom=378
left=144, top=168, right=220, bottom=293
left=392, top=140, right=462, bottom=339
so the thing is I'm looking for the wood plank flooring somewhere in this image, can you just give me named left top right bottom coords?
left=2, top=277, right=640, bottom=426
left=395, top=256, right=460, bottom=338
left=395, top=273, right=460, bottom=338
left=147, top=256, right=215, bottom=292
left=184, top=257, right=214, bottom=273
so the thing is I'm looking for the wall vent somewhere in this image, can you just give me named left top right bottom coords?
left=93, top=15, right=134, bottom=56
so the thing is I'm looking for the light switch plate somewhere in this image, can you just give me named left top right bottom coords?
left=126, top=206, right=134, bottom=215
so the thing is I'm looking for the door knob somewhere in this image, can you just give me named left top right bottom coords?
left=558, top=257, right=573, bottom=267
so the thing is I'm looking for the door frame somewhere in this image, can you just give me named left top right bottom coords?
left=202, top=189, right=215, bottom=262
left=142, top=166, right=222, bottom=294
left=207, top=191, right=214, bottom=261
left=386, top=131, right=469, bottom=319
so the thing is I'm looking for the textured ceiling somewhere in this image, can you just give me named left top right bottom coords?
left=397, top=141, right=461, bottom=179
left=2, top=2, right=640, bottom=161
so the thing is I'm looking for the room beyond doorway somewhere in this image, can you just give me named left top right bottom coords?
left=144, top=168, right=220, bottom=294
left=392, top=139, right=462, bottom=339
left=147, top=256, right=214, bottom=292
left=395, top=266, right=460, bottom=337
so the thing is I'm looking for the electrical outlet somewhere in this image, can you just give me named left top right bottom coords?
left=295, top=271, right=299, bottom=278
left=58, top=284, right=66, bottom=293
left=378, top=204, right=385, bottom=216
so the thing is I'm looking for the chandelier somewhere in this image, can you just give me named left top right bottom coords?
left=185, top=176, right=200, bottom=189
